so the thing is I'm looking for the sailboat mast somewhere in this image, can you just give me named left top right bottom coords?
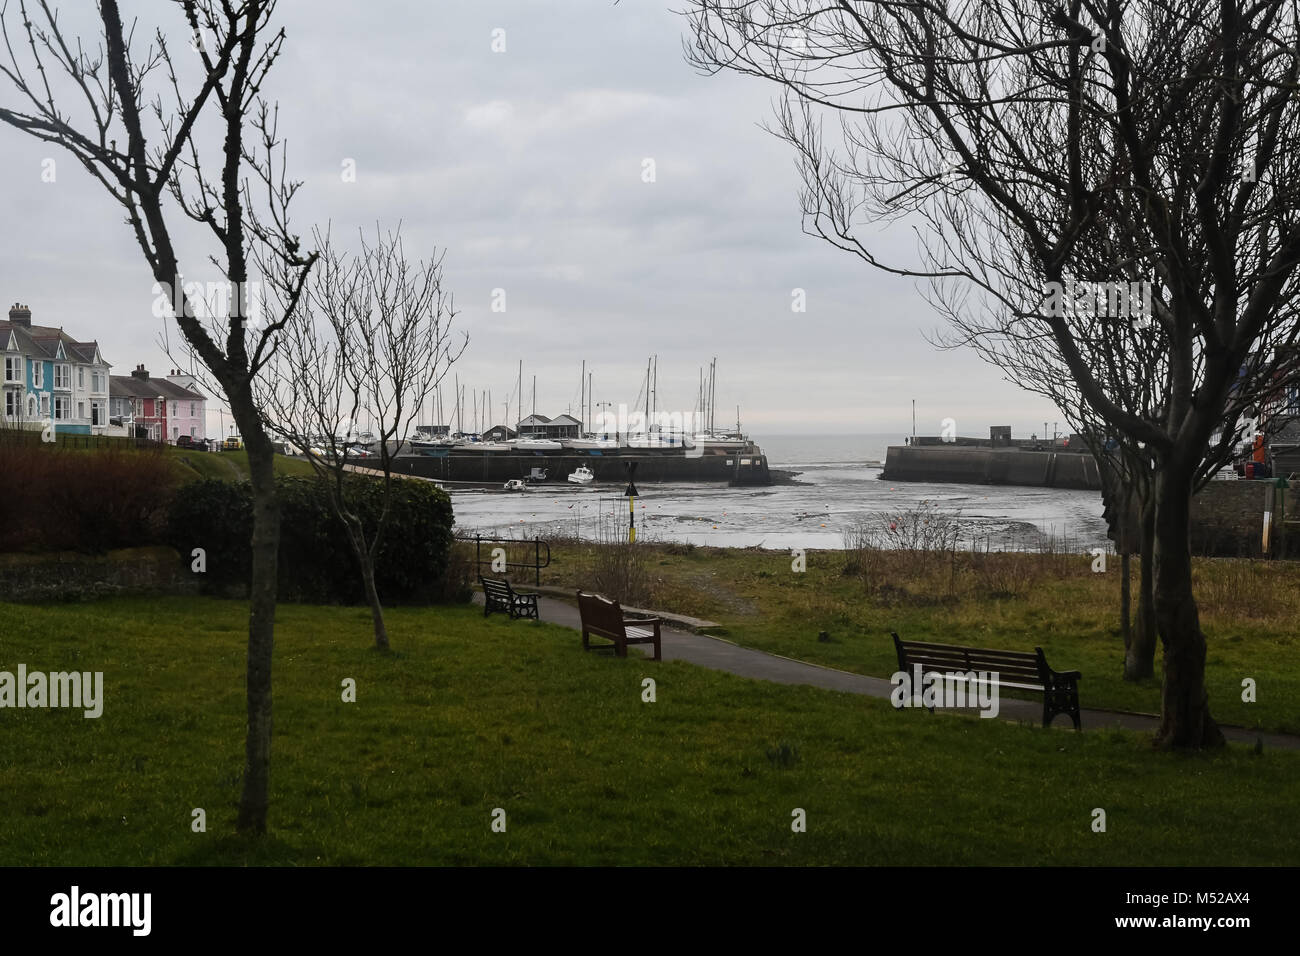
left=710, top=358, right=717, bottom=434
left=652, top=355, right=657, bottom=425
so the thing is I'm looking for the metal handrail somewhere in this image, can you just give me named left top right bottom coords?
left=460, top=534, right=552, bottom=587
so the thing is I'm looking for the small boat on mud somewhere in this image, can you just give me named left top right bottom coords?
left=567, top=465, right=594, bottom=485
left=503, top=479, right=528, bottom=491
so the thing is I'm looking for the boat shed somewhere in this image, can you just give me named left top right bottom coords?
left=516, top=413, right=580, bottom=439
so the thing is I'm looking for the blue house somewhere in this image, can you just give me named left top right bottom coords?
left=1, top=303, right=111, bottom=435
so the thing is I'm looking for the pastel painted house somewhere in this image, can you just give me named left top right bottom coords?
left=0, top=303, right=111, bottom=434
left=109, top=365, right=207, bottom=444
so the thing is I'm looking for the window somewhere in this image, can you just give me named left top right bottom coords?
left=40, top=394, right=49, bottom=416
left=171, top=426, right=179, bottom=440
left=171, top=402, right=178, bottom=417
left=78, top=367, right=84, bottom=388
left=32, top=361, right=42, bottom=388
left=92, top=371, right=103, bottom=393
left=92, top=402, right=103, bottom=426
left=54, top=396, right=69, bottom=420
left=190, top=426, right=197, bottom=438
left=78, top=402, right=85, bottom=419
left=54, top=365, right=69, bottom=389
left=4, top=392, right=16, bottom=418
left=3, top=356, right=20, bottom=382
left=27, top=395, right=36, bottom=417
left=190, top=402, right=196, bottom=418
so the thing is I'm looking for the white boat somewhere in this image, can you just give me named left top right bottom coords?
left=693, top=432, right=747, bottom=447
left=626, top=432, right=695, bottom=449
left=469, top=441, right=512, bottom=451
left=567, top=465, right=594, bottom=485
left=512, top=438, right=564, bottom=451
left=565, top=436, right=620, bottom=450
left=503, top=479, right=528, bottom=491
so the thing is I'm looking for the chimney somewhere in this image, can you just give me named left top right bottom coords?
left=8, top=303, right=31, bottom=327
left=131, top=364, right=150, bottom=381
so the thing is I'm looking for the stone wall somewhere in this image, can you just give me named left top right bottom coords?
left=0, top=546, right=193, bottom=602
left=1191, top=480, right=1293, bottom=558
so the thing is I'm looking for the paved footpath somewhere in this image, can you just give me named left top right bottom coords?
left=479, top=592, right=1300, bottom=751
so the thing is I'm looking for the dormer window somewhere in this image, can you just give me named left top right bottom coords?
left=31, top=361, right=42, bottom=388
left=54, top=364, right=70, bottom=389
left=3, top=355, right=20, bottom=382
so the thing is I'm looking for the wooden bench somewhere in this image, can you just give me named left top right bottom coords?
left=892, top=632, right=1082, bottom=729
left=480, top=576, right=539, bottom=620
left=577, top=591, right=662, bottom=660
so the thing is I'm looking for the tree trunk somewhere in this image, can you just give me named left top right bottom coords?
left=346, top=513, right=389, bottom=651
left=1119, top=548, right=1131, bottom=651
left=1151, top=465, right=1224, bottom=749
left=236, top=424, right=280, bottom=833
left=1125, top=492, right=1157, bottom=680
left=362, top=559, right=389, bottom=651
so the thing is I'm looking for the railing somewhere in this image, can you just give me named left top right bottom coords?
left=0, top=428, right=163, bottom=451
left=461, top=534, right=552, bottom=587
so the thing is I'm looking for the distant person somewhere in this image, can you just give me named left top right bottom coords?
left=1253, top=433, right=1266, bottom=463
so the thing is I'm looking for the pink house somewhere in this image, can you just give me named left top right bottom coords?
left=164, top=369, right=207, bottom=443
left=108, top=365, right=207, bottom=443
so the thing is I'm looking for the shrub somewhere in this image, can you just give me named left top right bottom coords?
left=167, top=475, right=456, bottom=604
left=0, top=435, right=177, bottom=554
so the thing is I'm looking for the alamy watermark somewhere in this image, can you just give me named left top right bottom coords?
left=1042, top=277, right=1153, bottom=326
left=50, top=886, right=150, bottom=936
left=0, top=665, right=103, bottom=718
left=890, top=664, right=1000, bottom=718
left=151, top=277, right=266, bottom=328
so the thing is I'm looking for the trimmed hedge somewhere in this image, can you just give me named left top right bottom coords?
left=167, top=476, right=457, bottom=604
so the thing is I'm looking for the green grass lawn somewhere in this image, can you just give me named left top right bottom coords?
left=165, top=446, right=316, bottom=482
left=531, top=543, right=1300, bottom=734
left=0, top=596, right=1296, bottom=865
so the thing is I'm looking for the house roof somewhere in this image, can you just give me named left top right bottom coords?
left=0, top=320, right=110, bottom=367
left=109, top=375, right=206, bottom=402
left=516, top=414, right=551, bottom=426
left=549, top=414, right=581, bottom=426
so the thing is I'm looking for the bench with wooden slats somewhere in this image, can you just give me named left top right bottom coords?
left=577, top=590, right=662, bottom=661
left=891, top=632, right=1082, bottom=729
left=480, top=576, right=539, bottom=620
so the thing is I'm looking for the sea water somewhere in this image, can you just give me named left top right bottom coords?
left=450, top=433, right=1111, bottom=552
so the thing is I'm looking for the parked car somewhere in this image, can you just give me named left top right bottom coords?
left=175, top=435, right=195, bottom=448
left=222, top=436, right=242, bottom=451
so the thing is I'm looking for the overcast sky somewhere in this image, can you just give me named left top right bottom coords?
left=0, top=1, right=1069, bottom=440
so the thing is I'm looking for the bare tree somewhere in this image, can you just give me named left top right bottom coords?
left=0, top=0, right=316, bottom=829
left=259, top=225, right=465, bottom=650
left=688, top=1, right=1300, bottom=748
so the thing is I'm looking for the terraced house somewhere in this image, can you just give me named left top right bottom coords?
left=108, top=366, right=207, bottom=444
left=0, top=303, right=111, bottom=434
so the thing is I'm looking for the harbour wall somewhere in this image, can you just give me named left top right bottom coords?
left=881, top=445, right=1102, bottom=490
left=373, top=448, right=772, bottom=486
